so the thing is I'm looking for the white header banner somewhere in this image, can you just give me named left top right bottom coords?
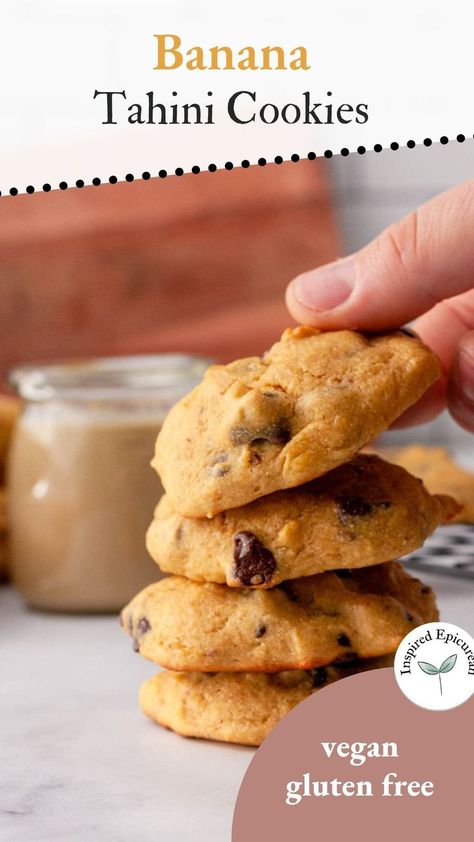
left=1, top=0, right=473, bottom=193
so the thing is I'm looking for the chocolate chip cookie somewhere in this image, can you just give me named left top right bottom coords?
left=121, top=562, right=438, bottom=672
left=140, top=656, right=394, bottom=746
left=152, top=327, right=441, bottom=517
left=380, top=445, right=474, bottom=524
left=147, top=454, right=458, bottom=587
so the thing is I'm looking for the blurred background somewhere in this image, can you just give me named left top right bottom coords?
left=1, top=140, right=473, bottom=451
left=0, top=161, right=338, bottom=371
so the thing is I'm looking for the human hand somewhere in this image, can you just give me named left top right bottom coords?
left=286, top=179, right=474, bottom=432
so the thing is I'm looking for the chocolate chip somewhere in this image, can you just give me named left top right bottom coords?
left=311, top=667, right=328, bottom=688
left=132, top=639, right=140, bottom=652
left=255, top=623, right=267, bottom=638
left=337, top=633, right=352, bottom=647
left=138, top=617, right=151, bottom=634
left=175, top=526, right=184, bottom=543
left=128, top=615, right=133, bottom=633
left=230, top=421, right=291, bottom=447
left=233, top=532, right=277, bottom=586
left=336, top=496, right=373, bottom=519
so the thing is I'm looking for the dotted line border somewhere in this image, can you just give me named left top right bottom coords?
left=2, top=134, right=469, bottom=197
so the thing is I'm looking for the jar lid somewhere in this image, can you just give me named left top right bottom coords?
left=9, top=354, right=210, bottom=402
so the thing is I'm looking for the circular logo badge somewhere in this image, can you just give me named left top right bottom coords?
left=394, top=622, right=474, bottom=711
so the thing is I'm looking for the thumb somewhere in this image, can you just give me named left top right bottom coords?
left=286, top=179, right=474, bottom=329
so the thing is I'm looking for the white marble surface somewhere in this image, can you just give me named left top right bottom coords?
left=1, top=574, right=473, bottom=842
left=0, top=587, right=251, bottom=842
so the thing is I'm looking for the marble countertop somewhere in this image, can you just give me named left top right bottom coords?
left=2, top=573, right=473, bottom=842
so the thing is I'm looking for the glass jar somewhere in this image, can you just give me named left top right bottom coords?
left=7, top=354, right=209, bottom=613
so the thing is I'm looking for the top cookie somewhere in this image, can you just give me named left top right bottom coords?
left=153, top=327, right=441, bottom=516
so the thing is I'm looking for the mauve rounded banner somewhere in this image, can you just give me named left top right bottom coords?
left=232, top=668, right=474, bottom=842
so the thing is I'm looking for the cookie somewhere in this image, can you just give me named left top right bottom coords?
left=121, top=562, right=438, bottom=672
left=380, top=445, right=474, bottom=524
left=152, top=327, right=441, bottom=517
left=147, top=454, right=458, bottom=588
left=140, top=656, right=394, bottom=746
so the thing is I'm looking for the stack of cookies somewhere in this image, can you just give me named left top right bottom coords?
left=121, top=327, right=458, bottom=746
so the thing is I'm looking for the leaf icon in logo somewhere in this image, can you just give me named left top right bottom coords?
left=439, top=654, right=457, bottom=674
left=418, top=662, right=439, bottom=675
left=418, top=654, right=457, bottom=695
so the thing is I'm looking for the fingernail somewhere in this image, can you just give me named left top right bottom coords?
left=292, top=256, right=356, bottom=312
